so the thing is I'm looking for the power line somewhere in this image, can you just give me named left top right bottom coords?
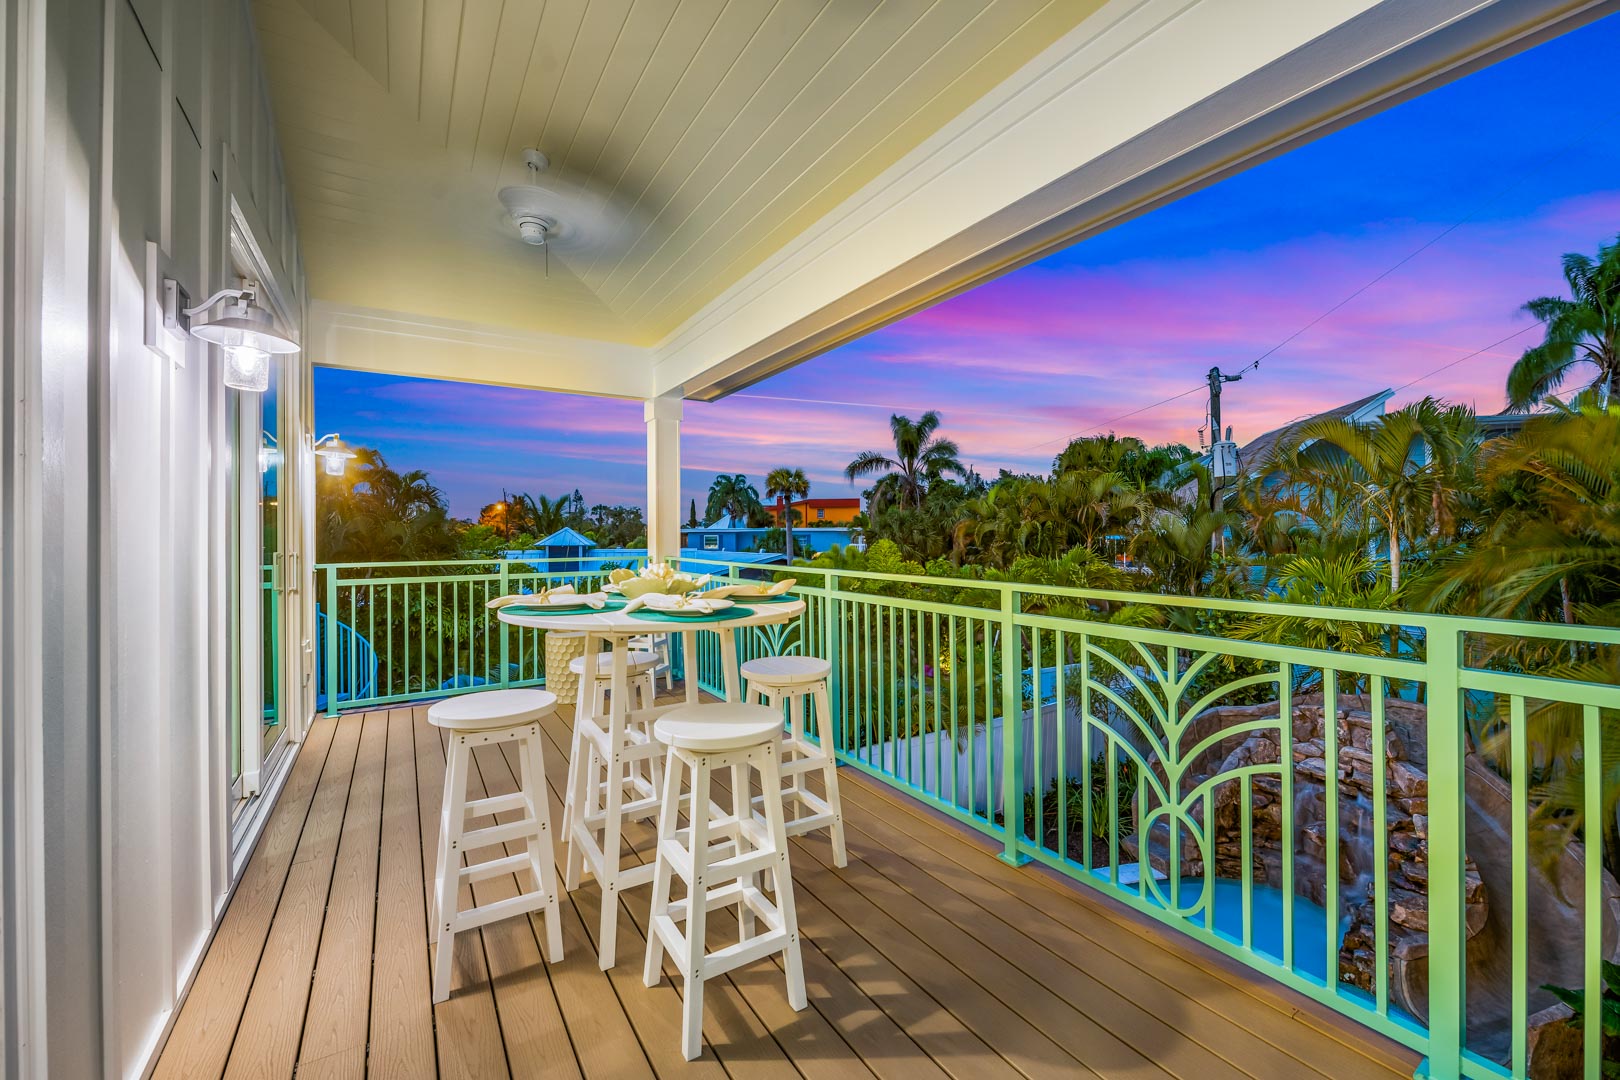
left=1389, top=321, right=1540, bottom=396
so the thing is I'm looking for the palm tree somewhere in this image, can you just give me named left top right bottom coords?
left=845, top=411, right=966, bottom=512
left=1423, top=401, right=1620, bottom=624
left=512, top=492, right=569, bottom=538
left=1284, top=397, right=1461, bottom=591
left=704, top=473, right=762, bottom=525
left=765, top=466, right=810, bottom=560
left=1507, top=233, right=1620, bottom=410
left=1053, top=469, right=1145, bottom=552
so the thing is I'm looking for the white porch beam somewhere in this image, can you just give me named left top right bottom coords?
left=654, top=0, right=1615, bottom=401
left=309, top=302, right=652, bottom=399
left=644, top=393, right=683, bottom=562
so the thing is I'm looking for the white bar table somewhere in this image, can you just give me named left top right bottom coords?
left=497, top=597, right=805, bottom=967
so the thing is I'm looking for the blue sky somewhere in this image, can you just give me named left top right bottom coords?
left=315, top=12, right=1620, bottom=519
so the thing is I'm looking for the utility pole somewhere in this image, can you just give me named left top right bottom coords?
left=1205, top=367, right=1244, bottom=555
left=501, top=487, right=511, bottom=542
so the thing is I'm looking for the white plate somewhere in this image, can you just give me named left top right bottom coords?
left=644, top=597, right=734, bottom=616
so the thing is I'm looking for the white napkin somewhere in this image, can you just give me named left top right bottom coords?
left=706, top=577, right=795, bottom=599
left=485, top=584, right=605, bottom=610
left=624, top=592, right=722, bottom=615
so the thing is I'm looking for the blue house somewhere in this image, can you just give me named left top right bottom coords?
left=681, top=513, right=856, bottom=557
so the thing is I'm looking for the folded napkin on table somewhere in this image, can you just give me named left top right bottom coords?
left=624, top=592, right=726, bottom=615
left=705, top=577, right=796, bottom=599
left=486, top=584, right=607, bottom=610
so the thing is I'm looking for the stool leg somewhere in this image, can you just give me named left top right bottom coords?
left=562, top=687, right=588, bottom=846
left=643, top=747, right=683, bottom=988
left=731, top=762, right=756, bottom=940
left=597, top=641, right=631, bottom=969
left=681, top=759, right=714, bottom=1061
left=814, top=682, right=847, bottom=867
left=521, top=729, right=564, bottom=963
left=564, top=735, right=596, bottom=891
left=758, top=750, right=807, bottom=1011
left=432, top=735, right=471, bottom=1003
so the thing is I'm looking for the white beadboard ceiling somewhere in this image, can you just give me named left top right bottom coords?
left=254, top=0, right=1102, bottom=346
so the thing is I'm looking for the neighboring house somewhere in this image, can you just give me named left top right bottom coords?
left=533, top=526, right=596, bottom=567
left=767, top=497, right=861, bottom=526
left=682, top=513, right=857, bottom=555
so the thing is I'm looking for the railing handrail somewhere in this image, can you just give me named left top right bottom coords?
left=675, top=554, right=1620, bottom=647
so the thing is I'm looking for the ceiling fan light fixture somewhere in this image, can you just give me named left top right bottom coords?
left=514, top=215, right=551, bottom=246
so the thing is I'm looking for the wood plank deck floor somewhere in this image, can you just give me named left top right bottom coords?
left=153, top=690, right=1421, bottom=1079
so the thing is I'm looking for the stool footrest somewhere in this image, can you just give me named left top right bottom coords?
left=581, top=792, right=661, bottom=827
left=458, top=851, right=536, bottom=885
left=779, top=756, right=830, bottom=778
left=460, top=817, right=545, bottom=851
left=465, top=791, right=528, bottom=817
left=448, top=887, right=553, bottom=934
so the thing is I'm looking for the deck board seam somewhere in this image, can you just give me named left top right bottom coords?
left=699, top=759, right=1116, bottom=1080
left=217, top=718, right=349, bottom=1076
left=530, top=713, right=806, bottom=1079
left=283, top=718, right=374, bottom=1080
left=823, top=775, right=1307, bottom=1079
left=843, top=763, right=1416, bottom=1075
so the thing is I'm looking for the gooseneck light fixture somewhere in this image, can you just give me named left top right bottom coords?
left=314, top=434, right=356, bottom=476
left=183, top=283, right=300, bottom=391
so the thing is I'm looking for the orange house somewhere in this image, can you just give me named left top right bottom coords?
left=767, top=497, right=861, bottom=526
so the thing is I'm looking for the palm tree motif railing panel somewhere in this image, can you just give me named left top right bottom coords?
left=673, top=557, right=1620, bottom=1080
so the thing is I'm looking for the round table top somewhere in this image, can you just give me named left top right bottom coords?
left=496, top=597, right=805, bottom=635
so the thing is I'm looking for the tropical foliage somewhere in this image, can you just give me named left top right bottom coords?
left=1508, top=232, right=1620, bottom=410
left=765, top=466, right=810, bottom=559
left=845, top=410, right=967, bottom=513
left=704, top=473, right=766, bottom=526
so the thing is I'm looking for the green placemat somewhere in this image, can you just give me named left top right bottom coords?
left=503, top=597, right=627, bottom=616
left=628, top=605, right=756, bottom=624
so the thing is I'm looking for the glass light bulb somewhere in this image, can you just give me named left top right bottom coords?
left=222, top=345, right=270, bottom=392
left=321, top=452, right=347, bottom=476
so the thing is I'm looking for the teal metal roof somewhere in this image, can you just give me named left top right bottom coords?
left=535, top=526, right=597, bottom=548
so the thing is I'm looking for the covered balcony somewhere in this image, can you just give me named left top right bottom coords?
left=4, top=2, right=1618, bottom=1079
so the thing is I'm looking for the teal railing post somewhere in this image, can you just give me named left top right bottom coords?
left=498, top=559, right=511, bottom=689
left=1423, top=622, right=1465, bottom=1080
left=999, top=584, right=1028, bottom=865
left=824, top=572, right=843, bottom=762
left=323, top=566, right=339, bottom=715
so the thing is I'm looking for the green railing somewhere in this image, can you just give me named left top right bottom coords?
left=313, top=554, right=1620, bottom=1079
left=678, top=555, right=1620, bottom=1080
left=315, top=555, right=646, bottom=709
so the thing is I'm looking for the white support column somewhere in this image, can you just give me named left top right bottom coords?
left=644, top=392, right=683, bottom=563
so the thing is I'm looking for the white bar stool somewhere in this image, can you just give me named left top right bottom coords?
left=741, top=655, right=847, bottom=867
left=428, top=688, right=564, bottom=1003
left=564, top=643, right=670, bottom=968
left=562, top=649, right=660, bottom=855
left=644, top=703, right=807, bottom=1060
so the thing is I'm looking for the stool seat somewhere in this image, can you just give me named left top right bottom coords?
left=569, top=650, right=659, bottom=676
left=655, top=703, right=781, bottom=752
left=740, top=655, right=831, bottom=686
left=428, top=688, right=556, bottom=731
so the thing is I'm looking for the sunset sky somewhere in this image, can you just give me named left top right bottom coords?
left=314, top=13, right=1620, bottom=520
